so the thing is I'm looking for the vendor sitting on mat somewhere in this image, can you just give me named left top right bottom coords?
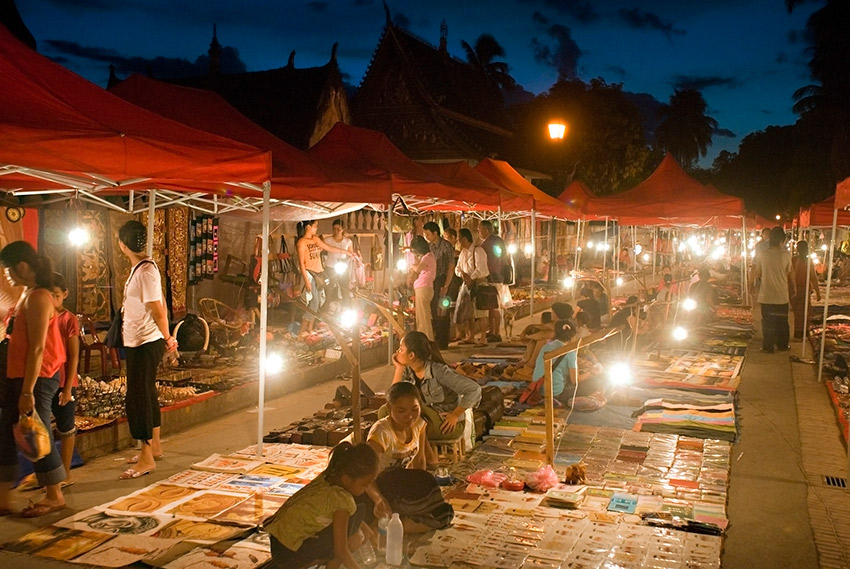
left=364, top=382, right=453, bottom=534
left=518, top=302, right=574, bottom=367
left=532, top=320, right=606, bottom=411
left=392, top=331, right=482, bottom=451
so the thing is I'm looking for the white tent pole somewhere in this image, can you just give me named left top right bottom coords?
left=802, top=251, right=812, bottom=359
left=575, top=218, right=583, bottom=276
left=146, top=190, right=155, bottom=257
left=817, top=207, right=838, bottom=383
left=741, top=217, right=747, bottom=306
left=530, top=208, right=536, bottom=320
left=387, top=204, right=394, bottom=365
left=602, top=216, right=609, bottom=276
left=256, top=181, right=271, bottom=458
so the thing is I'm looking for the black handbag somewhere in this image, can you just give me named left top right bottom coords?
left=105, top=311, right=123, bottom=349
left=472, top=284, right=499, bottom=310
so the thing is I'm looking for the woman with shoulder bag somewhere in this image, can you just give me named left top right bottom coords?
left=454, top=229, right=490, bottom=346
left=117, top=221, right=177, bottom=479
left=0, top=241, right=67, bottom=517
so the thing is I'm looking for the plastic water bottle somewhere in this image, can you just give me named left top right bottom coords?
left=358, top=539, right=376, bottom=565
left=376, top=515, right=389, bottom=553
left=386, top=513, right=404, bottom=565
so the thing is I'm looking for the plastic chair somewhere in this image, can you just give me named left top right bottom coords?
left=78, top=314, right=122, bottom=378
left=198, top=298, right=249, bottom=349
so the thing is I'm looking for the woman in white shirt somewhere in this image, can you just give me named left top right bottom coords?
left=117, top=221, right=177, bottom=479
left=453, top=228, right=490, bottom=346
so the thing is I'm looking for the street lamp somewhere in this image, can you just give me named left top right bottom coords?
left=548, top=120, right=567, bottom=140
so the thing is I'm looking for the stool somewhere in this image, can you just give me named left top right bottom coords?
left=434, top=438, right=464, bottom=463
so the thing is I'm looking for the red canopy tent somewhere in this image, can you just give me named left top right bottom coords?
left=474, top=158, right=579, bottom=219
left=109, top=74, right=388, bottom=204
left=418, top=161, right=528, bottom=213
left=0, top=26, right=270, bottom=195
left=557, top=180, right=594, bottom=213
left=308, top=123, right=501, bottom=207
left=584, top=154, right=743, bottom=222
left=799, top=195, right=850, bottom=227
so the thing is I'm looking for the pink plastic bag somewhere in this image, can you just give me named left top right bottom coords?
left=525, top=464, right=560, bottom=492
left=466, top=469, right=508, bottom=488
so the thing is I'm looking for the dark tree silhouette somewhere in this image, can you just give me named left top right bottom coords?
left=460, top=34, right=516, bottom=91
left=654, top=89, right=717, bottom=167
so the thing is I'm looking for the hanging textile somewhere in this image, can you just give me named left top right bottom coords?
left=107, top=210, right=134, bottom=315
left=168, top=207, right=189, bottom=319
left=189, top=213, right=218, bottom=285
left=75, top=209, right=111, bottom=322
left=140, top=209, right=168, bottom=301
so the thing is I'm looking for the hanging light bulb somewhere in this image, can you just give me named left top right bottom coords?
left=672, top=326, right=688, bottom=341
left=682, top=298, right=697, bottom=311
left=396, top=258, right=408, bottom=271
left=68, top=227, right=90, bottom=246
left=339, top=308, right=358, bottom=329
left=507, top=243, right=518, bottom=255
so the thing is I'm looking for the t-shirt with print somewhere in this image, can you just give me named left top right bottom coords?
left=367, top=416, right=427, bottom=472
left=264, top=472, right=356, bottom=552
left=122, top=260, right=164, bottom=348
left=56, top=310, right=81, bottom=388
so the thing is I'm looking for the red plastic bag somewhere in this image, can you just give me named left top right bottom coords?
left=525, top=464, right=560, bottom=492
left=466, top=469, right=508, bottom=488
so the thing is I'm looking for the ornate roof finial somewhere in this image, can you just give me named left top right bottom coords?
left=287, top=50, right=295, bottom=69
left=208, top=23, right=222, bottom=75
left=439, top=19, right=447, bottom=52
left=383, top=0, right=391, bottom=25
left=330, top=42, right=338, bottom=64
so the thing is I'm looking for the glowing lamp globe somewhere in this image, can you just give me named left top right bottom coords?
left=68, top=227, right=90, bottom=246
left=265, top=353, right=284, bottom=375
left=507, top=243, right=518, bottom=255
left=562, top=276, right=575, bottom=289
left=682, top=298, right=697, bottom=311
left=396, top=258, right=408, bottom=271
left=333, top=261, right=347, bottom=275
left=524, top=244, right=534, bottom=256
left=548, top=121, right=567, bottom=140
left=672, top=326, right=688, bottom=341
left=616, top=277, right=624, bottom=286
left=608, top=362, right=632, bottom=386
left=339, top=308, right=358, bottom=329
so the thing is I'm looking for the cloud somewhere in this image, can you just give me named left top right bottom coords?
left=543, top=0, right=599, bottom=24
left=532, top=23, right=581, bottom=79
left=605, top=64, right=628, bottom=78
left=42, top=0, right=116, bottom=10
left=618, top=8, right=685, bottom=41
left=532, top=11, right=548, bottom=25
left=671, top=75, right=738, bottom=91
left=393, top=12, right=411, bottom=28
left=307, top=2, right=328, bottom=11
left=714, top=127, right=736, bottom=138
left=43, top=39, right=247, bottom=78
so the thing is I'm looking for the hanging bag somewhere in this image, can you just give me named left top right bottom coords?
left=106, top=259, right=154, bottom=348
left=470, top=246, right=499, bottom=310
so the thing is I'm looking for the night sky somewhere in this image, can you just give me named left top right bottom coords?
left=17, top=0, right=822, bottom=165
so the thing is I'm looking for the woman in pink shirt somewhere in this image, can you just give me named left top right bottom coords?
left=410, top=236, right=436, bottom=341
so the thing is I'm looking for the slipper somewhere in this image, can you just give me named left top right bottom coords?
left=21, top=501, right=66, bottom=518
left=17, top=476, right=41, bottom=492
left=119, top=468, right=154, bottom=480
left=126, top=454, right=164, bottom=464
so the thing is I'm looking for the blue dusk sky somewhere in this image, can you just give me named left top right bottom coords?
left=17, top=0, right=823, bottom=165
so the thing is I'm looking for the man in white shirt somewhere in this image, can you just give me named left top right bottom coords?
left=325, top=219, right=355, bottom=303
left=751, top=227, right=795, bottom=353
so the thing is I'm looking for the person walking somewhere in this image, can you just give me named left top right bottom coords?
left=117, top=221, right=177, bottom=479
left=477, top=220, right=506, bottom=343
left=423, top=222, right=455, bottom=350
left=751, top=227, right=794, bottom=353
left=791, top=240, right=820, bottom=340
left=0, top=242, right=67, bottom=517
left=409, top=236, right=436, bottom=341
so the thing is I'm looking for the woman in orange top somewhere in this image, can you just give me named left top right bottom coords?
left=0, top=241, right=67, bottom=517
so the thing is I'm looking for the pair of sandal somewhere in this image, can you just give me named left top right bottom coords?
left=6, top=500, right=68, bottom=518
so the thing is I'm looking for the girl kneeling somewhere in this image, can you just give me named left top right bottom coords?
left=265, top=442, right=378, bottom=569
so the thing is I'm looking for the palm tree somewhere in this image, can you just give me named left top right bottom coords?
left=654, top=89, right=717, bottom=167
left=460, top=34, right=516, bottom=91
left=789, top=0, right=850, bottom=181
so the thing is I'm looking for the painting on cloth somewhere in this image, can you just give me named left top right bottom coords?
left=168, top=206, right=189, bottom=318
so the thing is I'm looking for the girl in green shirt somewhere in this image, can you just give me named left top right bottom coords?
left=265, top=442, right=379, bottom=569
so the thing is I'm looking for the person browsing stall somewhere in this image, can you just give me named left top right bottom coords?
left=265, top=442, right=380, bottom=569
left=423, top=222, right=456, bottom=349
left=453, top=228, right=489, bottom=346
left=49, top=272, right=80, bottom=488
left=0, top=242, right=67, bottom=517
left=409, top=236, right=436, bottom=341
left=392, top=331, right=481, bottom=445
left=297, top=219, right=358, bottom=334
left=325, top=219, right=357, bottom=303
left=117, top=221, right=177, bottom=479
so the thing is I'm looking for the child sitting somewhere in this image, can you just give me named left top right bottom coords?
left=367, top=382, right=453, bottom=533
left=265, top=442, right=380, bottom=569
